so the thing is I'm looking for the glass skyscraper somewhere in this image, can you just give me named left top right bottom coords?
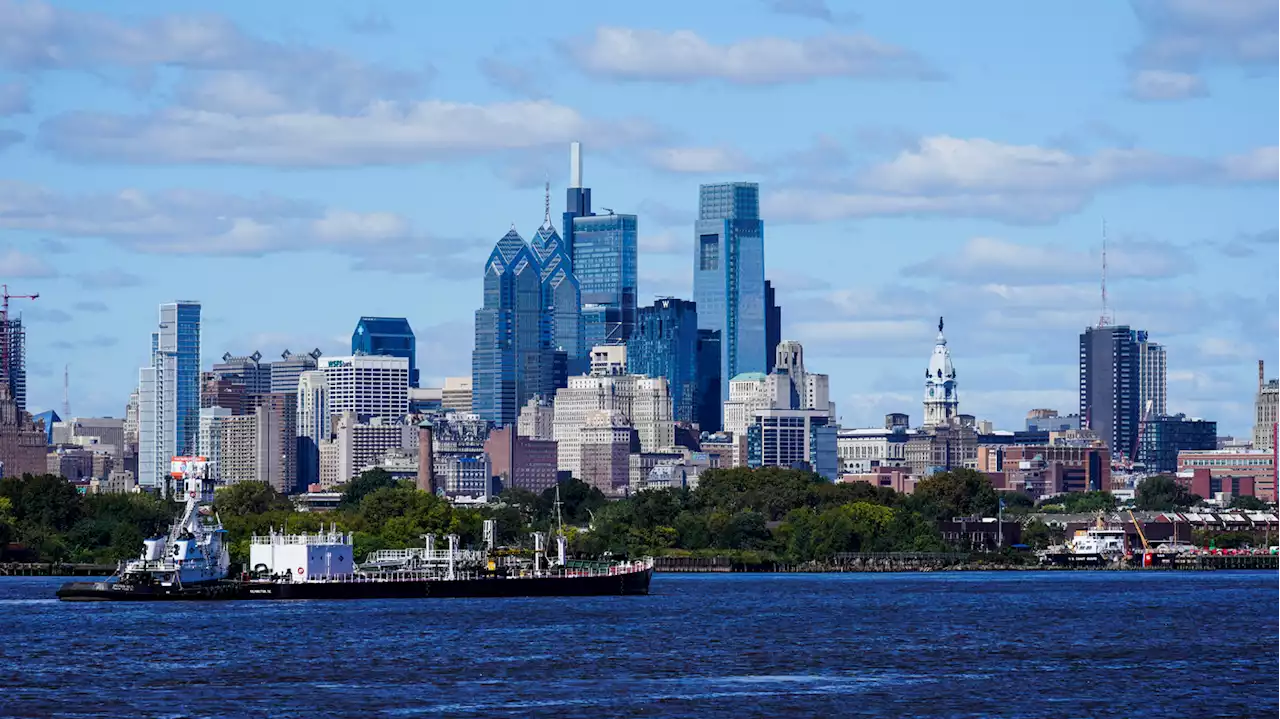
left=532, top=220, right=585, bottom=376
left=473, top=229, right=556, bottom=427
left=138, top=301, right=201, bottom=492
left=628, top=299, right=698, bottom=424
left=352, top=317, right=417, bottom=388
left=1080, top=325, right=1142, bottom=462
left=694, top=182, right=766, bottom=418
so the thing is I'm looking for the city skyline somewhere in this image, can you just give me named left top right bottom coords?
left=0, top=1, right=1276, bottom=436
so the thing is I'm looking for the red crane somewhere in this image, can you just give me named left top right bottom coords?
left=0, top=284, right=39, bottom=384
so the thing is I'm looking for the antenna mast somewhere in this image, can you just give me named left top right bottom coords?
left=1097, top=219, right=1111, bottom=328
left=543, top=178, right=552, bottom=228
left=63, top=364, right=70, bottom=418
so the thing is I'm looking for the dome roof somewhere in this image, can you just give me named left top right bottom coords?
left=926, top=317, right=955, bottom=382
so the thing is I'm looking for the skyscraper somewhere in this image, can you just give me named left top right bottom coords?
left=531, top=189, right=585, bottom=376
left=211, top=351, right=271, bottom=394
left=296, top=370, right=329, bottom=489
left=694, top=182, right=766, bottom=410
left=1080, top=325, right=1141, bottom=461
left=1255, top=360, right=1278, bottom=453
left=272, top=349, right=322, bottom=394
left=765, top=280, right=781, bottom=374
left=628, top=298, right=698, bottom=424
left=562, top=143, right=637, bottom=347
left=352, top=318, right=418, bottom=388
left=472, top=229, right=555, bottom=427
left=0, top=314, right=27, bottom=413
left=696, top=329, right=722, bottom=432
left=137, top=301, right=201, bottom=492
left=320, top=355, right=409, bottom=419
left=1137, top=336, right=1166, bottom=418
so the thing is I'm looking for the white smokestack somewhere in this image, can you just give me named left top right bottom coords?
left=570, top=142, right=582, bottom=189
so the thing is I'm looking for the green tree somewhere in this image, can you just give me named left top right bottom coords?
left=214, top=481, right=293, bottom=516
left=912, top=469, right=998, bottom=520
left=1135, top=475, right=1198, bottom=512
left=540, top=477, right=606, bottom=525
left=1230, top=495, right=1269, bottom=511
left=337, top=468, right=398, bottom=509
left=1039, top=491, right=1117, bottom=514
left=0, top=474, right=83, bottom=531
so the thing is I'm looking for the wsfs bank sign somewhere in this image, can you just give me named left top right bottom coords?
left=327, top=360, right=351, bottom=368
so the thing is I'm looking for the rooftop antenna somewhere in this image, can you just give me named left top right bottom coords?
left=1097, top=218, right=1111, bottom=328
left=543, top=176, right=552, bottom=228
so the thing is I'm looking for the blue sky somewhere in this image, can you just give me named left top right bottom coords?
left=0, top=0, right=1276, bottom=436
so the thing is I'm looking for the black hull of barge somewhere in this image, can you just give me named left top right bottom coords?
left=57, top=569, right=652, bottom=601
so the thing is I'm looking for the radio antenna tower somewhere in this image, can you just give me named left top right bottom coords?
left=1097, top=218, right=1111, bottom=328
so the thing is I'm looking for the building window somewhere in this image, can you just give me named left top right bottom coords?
left=699, top=235, right=719, bottom=271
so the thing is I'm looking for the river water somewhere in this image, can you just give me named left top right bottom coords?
left=0, top=572, right=1275, bottom=718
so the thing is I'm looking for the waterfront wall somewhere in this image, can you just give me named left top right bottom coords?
left=652, top=553, right=1280, bottom=573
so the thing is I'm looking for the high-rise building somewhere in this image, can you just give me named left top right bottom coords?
left=271, top=349, right=322, bottom=394
left=633, top=377, right=676, bottom=452
left=0, top=383, right=44, bottom=478
left=218, top=414, right=258, bottom=486
left=1137, top=337, right=1166, bottom=418
left=123, top=390, right=139, bottom=455
left=200, top=371, right=248, bottom=415
left=1079, top=325, right=1141, bottom=461
left=578, top=410, right=634, bottom=497
left=296, top=370, right=329, bottom=489
left=472, top=229, right=557, bottom=427
left=442, top=377, right=473, bottom=413
left=531, top=193, right=585, bottom=376
left=746, top=408, right=839, bottom=480
left=484, top=426, right=559, bottom=493
left=331, top=411, right=416, bottom=487
left=765, top=280, right=781, bottom=374
left=137, top=301, right=201, bottom=492
left=0, top=312, right=27, bottom=414
left=696, top=329, right=722, bottom=432
left=923, top=318, right=959, bottom=428
left=628, top=299, right=698, bottom=424
left=429, top=412, right=494, bottom=498
left=352, top=318, right=418, bottom=388
left=197, top=407, right=231, bottom=483
left=551, top=367, right=674, bottom=479
left=1136, top=414, right=1216, bottom=474
left=319, top=355, right=409, bottom=420
left=561, top=143, right=638, bottom=349
left=1255, top=361, right=1278, bottom=453
left=251, top=392, right=298, bottom=494
left=694, top=182, right=766, bottom=405
left=517, top=394, right=555, bottom=441
left=211, top=351, right=271, bottom=394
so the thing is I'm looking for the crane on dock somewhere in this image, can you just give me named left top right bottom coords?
left=1129, top=509, right=1153, bottom=567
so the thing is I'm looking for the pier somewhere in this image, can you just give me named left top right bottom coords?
left=653, top=553, right=1280, bottom=573
left=0, top=563, right=116, bottom=577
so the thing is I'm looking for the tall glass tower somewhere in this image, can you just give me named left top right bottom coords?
left=532, top=194, right=585, bottom=378
left=352, top=317, right=417, bottom=388
left=138, top=301, right=201, bottom=492
left=473, top=229, right=554, bottom=427
left=628, top=299, right=698, bottom=424
left=694, top=183, right=766, bottom=414
left=1080, top=325, right=1141, bottom=462
left=561, top=142, right=637, bottom=349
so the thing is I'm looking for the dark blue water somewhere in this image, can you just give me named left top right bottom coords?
left=0, top=572, right=1275, bottom=718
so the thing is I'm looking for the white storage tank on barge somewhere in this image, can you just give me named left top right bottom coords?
left=248, top=526, right=354, bottom=580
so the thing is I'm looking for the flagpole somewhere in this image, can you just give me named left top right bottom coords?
left=998, top=497, right=1004, bottom=550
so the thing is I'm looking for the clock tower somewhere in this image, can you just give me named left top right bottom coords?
left=923, top=316, right=959, bottom=428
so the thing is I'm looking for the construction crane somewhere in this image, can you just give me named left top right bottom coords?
left=1128, top=509, right=1153, bottom=567
left=0, top=284, right=39, bottom=388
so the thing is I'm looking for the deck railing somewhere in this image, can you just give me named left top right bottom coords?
left=252, top=557, right=653, bottom=584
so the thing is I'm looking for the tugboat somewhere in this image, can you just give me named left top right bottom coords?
left=57, top=461, right=233, bottom=600
left=58, top=484, right=652, bottom=601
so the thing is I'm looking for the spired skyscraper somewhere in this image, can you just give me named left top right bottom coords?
left=1080, top=324, right=1143, bottom=462
left=561, top=142, right=638, bottom=348
left=472, top=226, right=567, bottom=428
left=137, top=301, right=201, bottom=492
left=532, top=184, right=585, bottom=376
left=694, top=182, right=766, bottom=419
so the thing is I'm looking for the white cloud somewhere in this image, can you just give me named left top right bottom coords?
left=1128, top=70, right=1207, bottom=100
left=903, top=236, right=1194, bottom=284
left=566, top=27, right=937, bottom=84
left=39, top=101, right=655, bottom=167
left=639, top=230, right=686, bottom=255
left=646, top=146, right=756, bottom=174
left=0, top=247, right=57, bottom=278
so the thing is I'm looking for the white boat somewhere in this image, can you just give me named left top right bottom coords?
left=106, top=470, right=230, bottom=590
left=1067, top=514, right=1129, bottom=559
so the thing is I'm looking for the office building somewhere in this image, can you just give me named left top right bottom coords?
left=0, top=383, right=44, bottom=478
left=429, top=412, right=493, bottom=498
left=197, top=407, right=231, bottom=482
left=1079, top=325, right=1142, bottom=461
left=296, top=370, right=329, bottom=489
left=551, top=368, right=674, bottom=478
left=1025, top=410, right=1082, bottom=433
left=408, top=387, right=443, bottom=414
left=1255, top=361, right=1278, bottom=453
left=353, top=317, right=418, bottom=388
left=201, top=371, right=248, bottom=416
left=1136, top=414, right=1216, bottom=474
left=633, top=377, right=676, bottom=452
left=517, top=394, right=555, bottom=441
left=747, top=408, right=838, bottom=480
left=472, top=229, right=557, bottom=427
left=0, top=311, right=26, bottom=413
left=330, top=411, right=416, bottom=488
left=531, top=197, right=586, bottom=375
left=905, top=423, right=979, bottom=476
left=1178, top=449, right=1276, bottom=501
left=700, top=431, right=747, bottom=469
left=561, top=143, right=637, bottom=348
left=211, top=351, right=272, bottom=394
left=723, top=373, right=773, bottom=438
left=765, top=280, right=781, bottom=374
left=320, top=355, right=409, bottom=420
left=123, top=391, right=138, bottom=454
left=271, top=349, right=322, bottom=394
left=485, top=426, right=559, bottom=493
left=694, top=182, right=766, bottom=404
left=578, top=410, right=633, bottom=497
left=1138, top=339, right=1166, bottom=418
left=837, top=427, right=912, bottom=474
left=696, top=329, right=722, bottom=431
left=628, top=299, right=698, bottom=424
left=137, top=301, right=201, bottom=492
left=923, top=318, right=959, bottom=428
left=442, top=377, right=473, bottom=413
left=218, top=414, right=258, bottom=486
left=994, top=444, right=1112, bottom=494
left=250, top=392, right=298, bottom=494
